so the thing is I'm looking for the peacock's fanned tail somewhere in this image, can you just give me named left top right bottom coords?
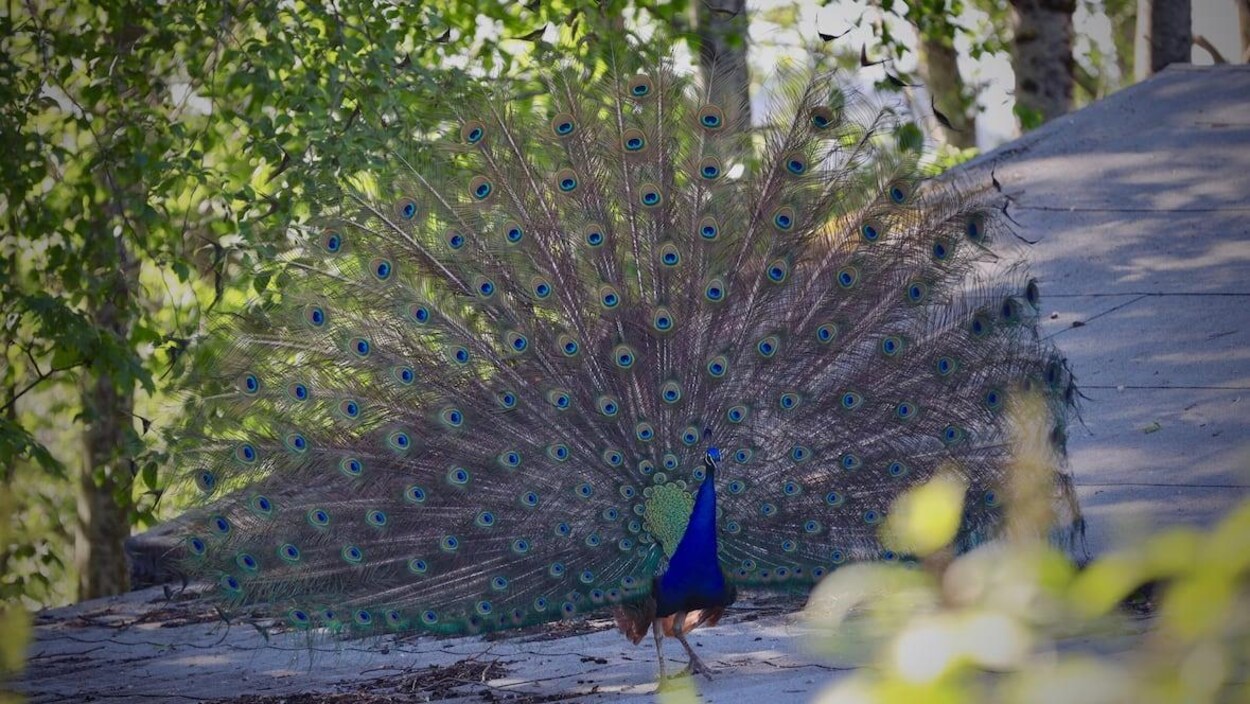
left=174, top=48, right=1076, bottom=637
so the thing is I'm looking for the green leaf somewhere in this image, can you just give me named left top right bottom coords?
left=141, top=460, right=159, bottom=491
left=253, top=271, right=272, bottom=294
left=895, top=122, right=924, bottom=153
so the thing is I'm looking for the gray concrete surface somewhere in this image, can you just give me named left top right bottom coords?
left=960, top=63, right=1250, bottom=557
left=16, top=64, right=1250, bottom=703
left=21, top=588, right=832, bottom=703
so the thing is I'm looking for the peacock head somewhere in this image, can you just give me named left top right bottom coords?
left=704, top=446, right=721, bottom=478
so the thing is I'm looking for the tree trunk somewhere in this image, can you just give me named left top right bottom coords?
left=74, top=17, right=156, bottom=602
left=1010, top=0, right=1076, bottom=127
left=694, top=0, right=751, bottom=126
left=1237, top=0, right=1250, bottom=62
left=76, top=232, right=137, bottom=600
left=918, top=32, right=977, bottom=149
left=1134, top=0, right=1192, bottom=80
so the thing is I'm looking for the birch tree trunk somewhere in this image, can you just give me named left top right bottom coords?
left=1010, top=0, right=1076, bottom=127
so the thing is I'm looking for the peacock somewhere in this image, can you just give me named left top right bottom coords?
left=173, top=42, right=1079, bottom=684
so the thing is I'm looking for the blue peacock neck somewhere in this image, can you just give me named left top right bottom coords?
left=653, top=450, right=732, bottom=617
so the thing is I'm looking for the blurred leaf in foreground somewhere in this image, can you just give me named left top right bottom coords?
left=881, top=471, right=966, bottom=557
left=805, top=391, right=1250, bottom=702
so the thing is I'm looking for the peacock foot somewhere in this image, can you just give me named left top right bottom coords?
left=675, top=657, right=715, bottom=681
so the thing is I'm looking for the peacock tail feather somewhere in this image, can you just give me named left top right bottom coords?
left=173, top=45, right=1078, bottom=638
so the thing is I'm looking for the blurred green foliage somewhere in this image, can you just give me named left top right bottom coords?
left=0, top=487, right=32, bottom=703
left=805, top=394, right=1250, bottom=703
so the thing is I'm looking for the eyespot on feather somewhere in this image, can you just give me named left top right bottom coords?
left=905, top=280, right=929, bottom=304
left=860, top=217, right=886, bottom=243
left=557, top=334, right=580, bottom=357
left=659, top=380, right=682, bottom=404
left=546, top=388, right=572, bottom=410
left=1026, top=278, right=1041, bottom=308
left=706, top=354, right=729, bottom=378
left=339, top=456, right=364, bottom=477
left=621, top=128, right=648, bottom=154
left=613, top=344, right=637, bottom=369
left=782, top=152, right=808, bottom=176
left=460, top=120, right=486, bottom=144
left=697, top=216, right=719, bottom=241
left=840, top=390, right=864, bottom=410
left=772, top=206, right=795, bottom=231
left=235, top=443, right=258, bottom=464
left=658, top=242, right=681, bottom=267
left=551, top=112, right=576, bottom=138
left=392, top=365, right=415, bottom=386
left=837, top=266, right=859, bottom=289
left=402, top=301, right=430, bottom=327
left=639, top=183, right=662, bottom=207
left=885, top=179, right=913, bottom=205
left=583, top=223, right=606, bottom=247
left=496, top=390, right=518, bottom=411
left=704, top=277, right=726, bottom=302
left=1000, top=296, right=1023, bottom=324
left=757, top=335, right=780, bottom=358
left=969, top=310, right=993, bottom=338
left=504, top=330, right=529, bottom=354
left=303, top=304, right=327, bottom=328
left=696, top=104, right=725, bottom=130
left=697, top=156, right=722, bottom=181
left=555, top=168, right=579, bottom=194
left=880, top=335, right=905, bottom=357
left=285, top=432, right=309, bottom=453
left=319, top=229, right=345, bottom=253
left=194, top=469, right=216, bottom=494
left=627, top=74, right=654, bottom=99
left=502, top=221, right=524, bottom=245
left=469, top=175, right=493, bottom=202
left=474, top=276, right=496, bottom=298
left=369, top=258, right=393, bottom=281
left=652, top=306, right=675, bottom=332
left=530, top=276, right=552, bottom=299
left=766, top=259, right=789, bottom=283
left=965, top=211, right=990, bottom=244
left=394, top=198, right=418, bottom=221
left=238, top=373, right=261, bottom=395
left=809, top=105, right=839, bottom=130
left=815, top=322, right=838, bottom=344
left=894, top=401, right=918, bottom=420
left=598, top=284, right=621, bottom=310
left=597, top=395, right=620, bottom=416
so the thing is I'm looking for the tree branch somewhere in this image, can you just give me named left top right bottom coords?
left=1, top=358, right=87, bottom=415
left=1192, top=34, right=1227, bottom=64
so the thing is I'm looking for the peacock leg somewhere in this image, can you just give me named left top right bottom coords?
left=672, top=612, right=714, bottom=680
left=652, top=618, right=668, bottom=682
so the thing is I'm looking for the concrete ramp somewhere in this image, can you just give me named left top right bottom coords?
left=959, top=64, right=1250, bottom=556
